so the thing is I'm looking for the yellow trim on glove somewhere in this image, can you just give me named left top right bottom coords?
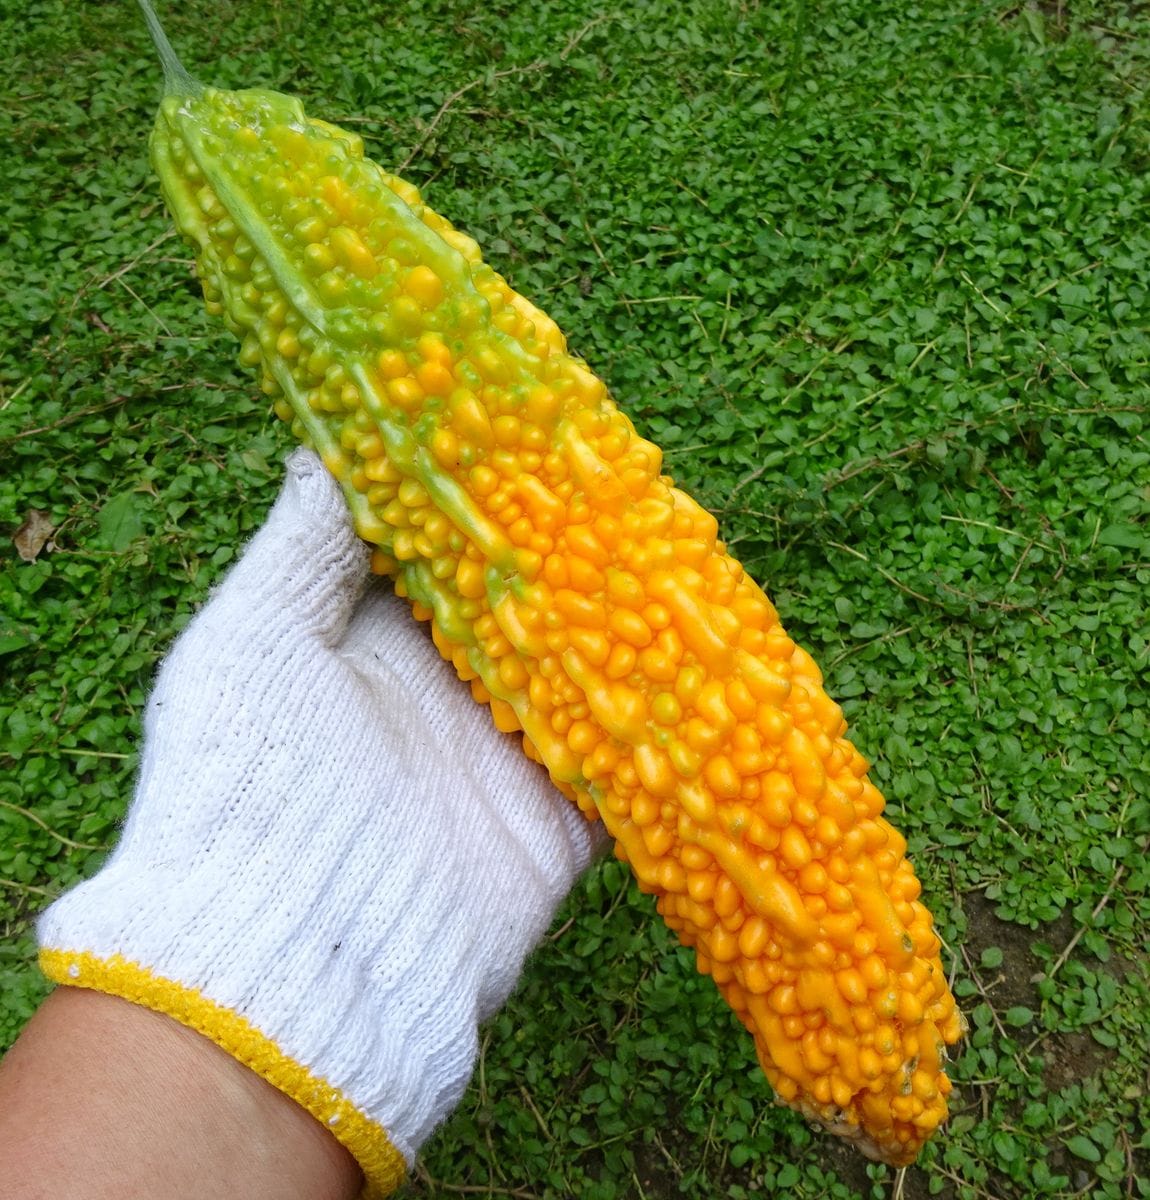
left=39, top=948, right=406, bottom=1199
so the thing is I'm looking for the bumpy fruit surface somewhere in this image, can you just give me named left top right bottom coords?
left=150, top=80, right=964, bottom=1164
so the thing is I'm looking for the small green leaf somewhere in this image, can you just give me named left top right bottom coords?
left=97, top=491, right=144, bottom=552
left=1021, top=6, right=1046, bottom=45
left=1088, top=846, right=1111, bottom=873
left=729, top=1143, right=752, bottom=1168
left=1097, top=523, right=1144, bottom=550
left=1066, top=1135, right=1101, bottom=1163
left=776, top=1165, right=800, bottom=1188
left=1005, top=1006, right=1034, bottom=1027
left=0, top=619, right=33, bottom=656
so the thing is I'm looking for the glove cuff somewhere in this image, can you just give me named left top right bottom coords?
left=39, top=947, right=406, bottom=1198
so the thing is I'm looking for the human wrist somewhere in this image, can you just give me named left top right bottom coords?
left=0, top=986, right=362, bottom=1200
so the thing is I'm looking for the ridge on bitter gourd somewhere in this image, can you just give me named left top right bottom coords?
left=138, top=2, right=964, bottom=1167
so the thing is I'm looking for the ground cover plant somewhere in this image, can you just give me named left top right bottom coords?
left=1, top=1, right=1147, bottom=1197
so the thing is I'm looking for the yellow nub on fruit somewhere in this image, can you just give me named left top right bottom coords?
left=152, top=82, right=964, bottom=1166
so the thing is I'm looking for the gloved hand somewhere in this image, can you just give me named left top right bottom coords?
left=39, top=449, right=606, bottom=1197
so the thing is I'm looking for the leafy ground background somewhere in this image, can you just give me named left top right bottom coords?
left=1, top=1, right=1148, bottom=1197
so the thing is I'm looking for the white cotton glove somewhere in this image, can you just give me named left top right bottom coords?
left=38, top=448, right=606, bottom=1196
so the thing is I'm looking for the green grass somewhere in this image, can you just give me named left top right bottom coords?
left=2, top=1, right=1148, bottom=1197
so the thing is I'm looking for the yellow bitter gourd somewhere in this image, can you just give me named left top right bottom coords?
left=142, top=11, right=963, bottom=1167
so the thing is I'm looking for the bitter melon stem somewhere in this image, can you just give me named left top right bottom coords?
left=136, top=0, right=202, bottom=97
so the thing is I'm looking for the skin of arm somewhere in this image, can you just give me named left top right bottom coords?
left=0, top=986, right=362, bottom=1200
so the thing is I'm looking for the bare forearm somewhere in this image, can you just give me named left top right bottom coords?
left=0, top=988, right=361, bottom=1200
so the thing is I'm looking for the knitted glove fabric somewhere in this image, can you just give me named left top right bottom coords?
left=39, top=449, right=605, bottom=1197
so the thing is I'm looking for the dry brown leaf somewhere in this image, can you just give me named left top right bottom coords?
left=13, top=509, right=54, bottom=563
